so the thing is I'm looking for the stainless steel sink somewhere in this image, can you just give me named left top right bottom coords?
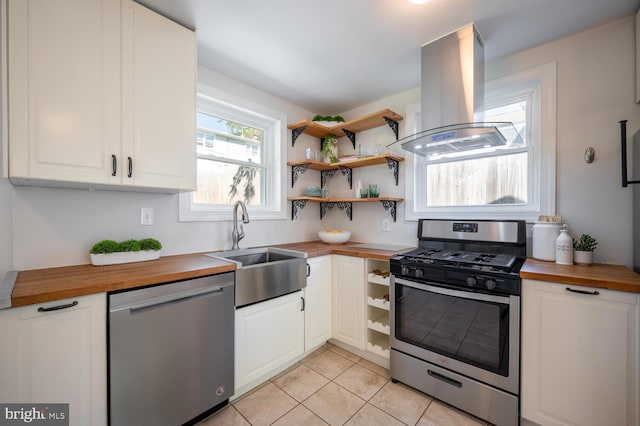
left=205, top=247, right=308, bottom=308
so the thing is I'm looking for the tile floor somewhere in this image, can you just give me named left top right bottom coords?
left=198, top=343, right=488, bottom=426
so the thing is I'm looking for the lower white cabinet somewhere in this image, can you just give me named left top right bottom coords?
left=235, top=291, right=305, bottom=393
left=305, top=256, right=332, bottom=351
left=0, top=294, right=107, bottom=426
left=522, top=279, right=639, bottom=426
left=332, top=255, right=365, bottom=350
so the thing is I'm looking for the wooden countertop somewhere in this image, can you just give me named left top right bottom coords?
left=10, top=254, right=236, bottom=307
left=272, top=241, right=412, bottom=261
left=7, top=241, right=411, bottom=308
left=520, top=258, right=640, bottom=293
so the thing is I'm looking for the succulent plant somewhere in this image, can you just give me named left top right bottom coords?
left=573, top=234, right=598, bottom=252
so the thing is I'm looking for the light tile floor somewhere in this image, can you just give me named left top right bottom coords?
left=198, top=343, right=488, bottom=426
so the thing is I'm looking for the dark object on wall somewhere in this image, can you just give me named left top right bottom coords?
left=620, top=120, right=640, bottom=273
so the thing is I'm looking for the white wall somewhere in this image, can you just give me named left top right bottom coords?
left=332, top=14, right=640, bottom=267
left=487, top=15, right=639, bottom=266
left=2, top=14, right=639, bottom=277
left=1, top=66, right=321, bottom=272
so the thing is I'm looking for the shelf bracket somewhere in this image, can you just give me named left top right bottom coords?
left=291, top=126, right=307, bottom=147
left=320, top=169, right=336, bottom=189
left=291, top=163, right=309, bottom=187
left=320, top=202, right=353, bottom=220
left=338, top=166, right=353, bottom=189
left=342, top=129, right=356, bottom=149
left=383, top=116, right=400, bottom=140
left=291, top=199, right=307, bottom=221
left=386, top=158, right=400, bottom=186
left=380, top=200, right=397, bottom=222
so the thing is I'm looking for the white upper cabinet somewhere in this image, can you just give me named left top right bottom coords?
left=121, top=0, right=196, bottom=190
left=7, top=0, right=122, bottom=186
left=7, top=0, right=196, bottom=192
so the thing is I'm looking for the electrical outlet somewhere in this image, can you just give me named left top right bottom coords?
left=141, top=208, right=154, bottom=225
left=382, top=219, right=390, bottom=232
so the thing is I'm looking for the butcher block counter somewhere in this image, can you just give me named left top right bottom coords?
left=520, top=258, right=640, bottom=293
left=4, top=241, right=411, bottom=308
left=8, top=254, right=236, bottom=308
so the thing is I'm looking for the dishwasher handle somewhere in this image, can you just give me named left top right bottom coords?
left=124, top=285, right=227, bottom=313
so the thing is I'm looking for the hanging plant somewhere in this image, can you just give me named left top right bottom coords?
left=321, top=135, right=339, bottom=163
left=229, top=165, right=257, bottom=204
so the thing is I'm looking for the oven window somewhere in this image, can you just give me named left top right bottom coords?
left=395, top=283, right=509, bottom=376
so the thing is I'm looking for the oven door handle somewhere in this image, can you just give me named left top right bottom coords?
left=394, top=277, right=511, bottom=305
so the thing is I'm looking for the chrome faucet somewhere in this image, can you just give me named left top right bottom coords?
left=231, top=200, right=250, bottom=250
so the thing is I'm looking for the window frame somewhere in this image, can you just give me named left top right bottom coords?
left=179, top=84, right=286, bottom=222
left=405, top=62, right=556, bottom=222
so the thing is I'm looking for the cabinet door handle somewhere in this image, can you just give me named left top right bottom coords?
left=111, top=155, right=117, bottom=176
left=127, top=157, right=133, bottom=178
left=300, top=296, right=305, bottom=311
left=37, top=300, right=79, bottom=312
left=566, top=287, right=600, bottom=296
left=306, top=263, right=311, bottom=277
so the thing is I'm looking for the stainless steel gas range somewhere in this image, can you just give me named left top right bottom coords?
left=389, top=219, right=526, bottom=426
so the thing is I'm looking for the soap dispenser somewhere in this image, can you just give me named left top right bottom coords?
left=555, top=225, right=573, bottom=265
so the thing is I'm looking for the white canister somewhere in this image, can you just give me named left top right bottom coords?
left=532, top=222, right=563, bottom=261
left=555, top=225, right=574, bottom=265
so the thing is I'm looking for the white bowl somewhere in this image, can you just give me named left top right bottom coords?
left=319, top=230, right=351, bottom=244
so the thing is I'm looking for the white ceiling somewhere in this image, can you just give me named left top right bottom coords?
left=138, top=0, right=639, bottom=114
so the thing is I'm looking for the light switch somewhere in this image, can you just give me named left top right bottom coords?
left=141, top=208, right=154, bottom=225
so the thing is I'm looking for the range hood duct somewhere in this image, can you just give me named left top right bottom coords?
left=390, top=24, right=523, bottom=157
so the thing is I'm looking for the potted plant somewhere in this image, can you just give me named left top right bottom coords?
left=322, top=135, right=339, bottom=163
left=312, top=115, right=345, bottom=127
left=573, top=234, right=597, bottom=265
left=90, top=238, right=162, bottom=266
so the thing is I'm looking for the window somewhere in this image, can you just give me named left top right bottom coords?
left=406, top=62, right=556, bottom=221
left=179, top=86, right=286, bottom=221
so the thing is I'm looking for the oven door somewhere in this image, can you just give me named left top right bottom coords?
left=390, top=276, right=519, bottom=395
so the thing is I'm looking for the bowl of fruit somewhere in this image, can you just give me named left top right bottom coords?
left=318, top=229, right=351, bottom=244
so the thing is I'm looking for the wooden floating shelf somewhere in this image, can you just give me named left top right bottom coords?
left=289, top=154, right=404, bottom=188
left=287, top=108, right=403, bottom=146
left=287, top=154, right=404, bottom=171
left=288, top=196, right=403, bottom=222
left=288, top=196, right=403, bottom=203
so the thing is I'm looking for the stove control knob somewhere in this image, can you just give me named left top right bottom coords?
left=401, top=266, right=410, bottom=276
left=485, top=279, right=497, bottom=290
left=414, top=269, right=424, bottom=278
left=466, top=277, right=477, bottom=287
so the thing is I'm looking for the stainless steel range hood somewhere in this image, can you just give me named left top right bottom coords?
left=390, top=24, right=523, bottom=157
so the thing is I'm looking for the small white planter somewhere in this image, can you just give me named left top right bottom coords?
left=90, top=250, right=160, bottom=266
left=313, top=120, right=341, bottom=128
left=573, top=250, right=594, bottom=265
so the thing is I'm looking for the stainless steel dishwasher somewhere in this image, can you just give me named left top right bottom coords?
left=108, top=272, right=234, bottom=426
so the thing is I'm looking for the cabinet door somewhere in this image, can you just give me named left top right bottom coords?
left=235, top=291, right=304, bottom=392
left=332, top=255, right=365, bottom=350
left=305, top=256, right=332, bottom=351
left=8, top=0, right=121, bottom=185
left=121, top=0, right=196, bottom=191
left=522, top=280, right=639, bottom=426
left=0, top=294, right=107, bottom=426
